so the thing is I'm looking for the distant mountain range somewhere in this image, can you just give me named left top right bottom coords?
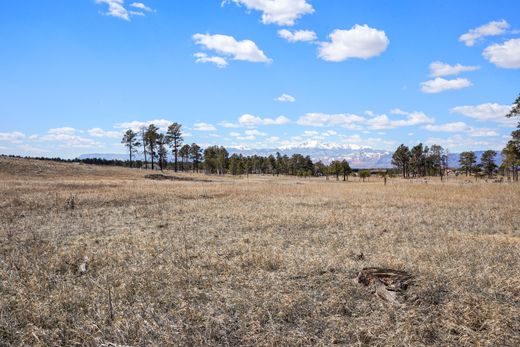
left=79, top=142, right=502, bottom=169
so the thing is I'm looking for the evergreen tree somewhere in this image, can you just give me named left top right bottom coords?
left=139, top=126, right=148, bottom=168
left=409, top=143, right=424, bottom=177
left=179, top=144, right=191, bottom=171
left=121, top=129, right=140, bottom=166
left=481, top=150, right=497, bottom=178
left=506, top=93, right=520, bottom=122
left=144, top=124, right=159, bottom=170
left=459, top=151, right=476, bottom=176
left=156, top=133, right=168, bottom=171
left=502, top=140, right=519, bottom=181
left=329, top=160, right=341, bottom=180
left=392, top=144, right=410, bottom=178
left=189, top=143, right=202, bottom=173
left=340, top=160, right=352, bottom=181
left=166, top=123, right=183, bottom=172
left=359, top=170, right=371, bottom=182
left=430, top=145, right=448, bottom=180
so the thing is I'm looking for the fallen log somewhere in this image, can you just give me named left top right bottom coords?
left=357, top=267, right=414, bottom=304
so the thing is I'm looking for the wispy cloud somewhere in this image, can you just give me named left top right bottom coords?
left=459, top=20, right=509, bottom=46
left=420, top=77, right=472, bottom=93
left=238, top=114, right=291, bottom=127
left=276, top=93, right=296, bottom=102
left=0, top=131, right=26, bottom=143
left=30, top=128, right=103, bottom=149
left=429, top=61, right=480, bottom=77
left=88, top=128, right=122, bottom=139
left=193, top=122, right=217, bottom=131
left=297, top=113, right=365, bottom=129
left=278, top=29, right=317, bottom=43
left=116, top=119, right=173, bottom=131
left=130, top=2, right=155, bottom=12
left=95, top=0, right=155, bottom=21
left=194, top=52, right=229, bottom=68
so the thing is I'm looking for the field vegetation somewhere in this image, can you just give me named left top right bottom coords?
left=0, top=157, right=519, bottom=346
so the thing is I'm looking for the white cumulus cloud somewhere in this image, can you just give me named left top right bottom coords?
left=193, top=33, right=271, bottom=64
left=318, top=25, right=389, bottom=62
left=429, top=61, right=480, bottom=77
left=224, top=0, right=314, bottom=26
left=483, top=38, right=520, bottom=69
left=420, top=77, right=472, bottom=93
left=278, top=29, right=317, bottom=42
left=459, top=20, right=509, bottom=46
left=276, top=93, right=296, bottom=102
left=451, top=103, right=515, bottom=126
left=366, top=111, right=434, bottom=130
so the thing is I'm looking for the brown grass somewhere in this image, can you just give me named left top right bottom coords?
left=0, top=157, right=519, bottom=346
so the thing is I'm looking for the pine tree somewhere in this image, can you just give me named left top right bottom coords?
left=166, top=123, right=183, bottom=172
left=459, top=151, right=476, bottom=176
left=392, top=144, right=410, bottom=178
left=121, top=129, right=140, bottom=166
left=329, top=160, right=341, bottom=180
left=481, top=150, right=497, bottom=178
left=156, top=134, right=168, bottom=171
left=189, top=143, right=202, bottom=173
left=144, top=124, right=159, bottom=170
left=340, top=160, right=351, bottom=181
left=179, top=144, right=191, bottom=171
left=506, top=93, right=520, bottom=121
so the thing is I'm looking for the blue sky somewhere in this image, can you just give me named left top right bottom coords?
left=1, top=0, right=519, bottom=158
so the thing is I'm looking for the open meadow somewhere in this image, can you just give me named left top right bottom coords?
left=0, top=157, right=519, bottom=346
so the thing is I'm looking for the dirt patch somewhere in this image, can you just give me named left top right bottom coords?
left=144, top=173, right=212, bottom=182
left=144, top=174, right=176, bottom=181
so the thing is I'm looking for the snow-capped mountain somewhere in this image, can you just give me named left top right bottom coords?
left=278, top=141, right=368, bottom=151
left=79, top=143, right=501, bottom=169
left=79, top=142, right=392, bottom=168
left=226, top=142, right=392, bottom=168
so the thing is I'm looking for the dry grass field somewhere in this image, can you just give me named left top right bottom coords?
left=0, top=156, right=519, bottom=346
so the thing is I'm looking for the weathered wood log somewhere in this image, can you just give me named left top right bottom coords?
left=357, top=267, right=414, bottom=304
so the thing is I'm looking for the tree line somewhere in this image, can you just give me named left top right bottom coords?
left=390, top=93, right=520, bottom=181
left=117, top=93, right=519, bottom=181
left=120, top=124, right=381, bottom=179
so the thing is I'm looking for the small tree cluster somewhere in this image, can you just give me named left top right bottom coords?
left=392, top=143, right=449, bottom=179
left=121, top=123, right=204, bottom=172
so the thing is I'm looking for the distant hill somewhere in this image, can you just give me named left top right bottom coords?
left=80, top=143, right=502, bottom=169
